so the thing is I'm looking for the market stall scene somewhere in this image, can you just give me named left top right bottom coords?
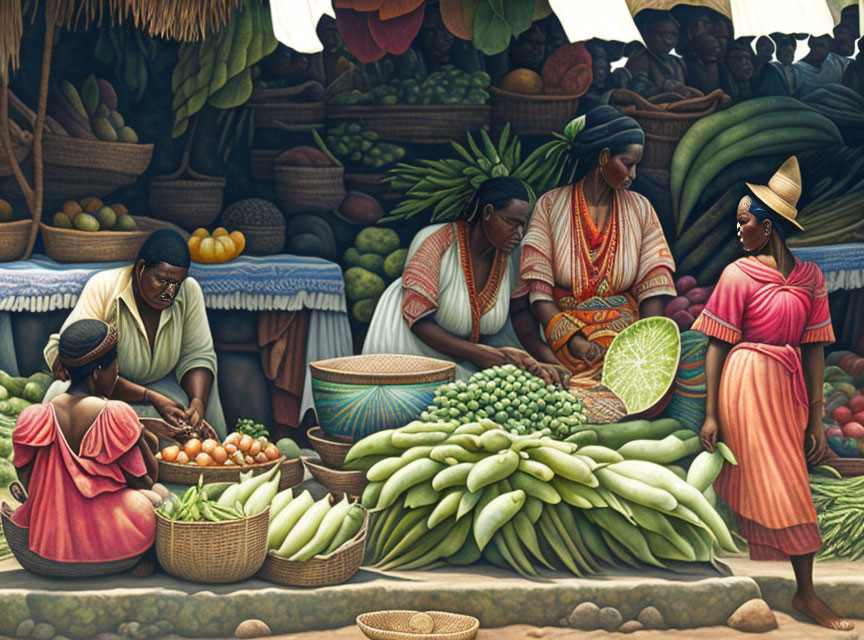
left=2, top=0, right=864, bottom=638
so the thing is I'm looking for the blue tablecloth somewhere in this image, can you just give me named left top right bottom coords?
left=0, top=254, right=346, bottom=313
left=791, top=244, right=864, bottom=293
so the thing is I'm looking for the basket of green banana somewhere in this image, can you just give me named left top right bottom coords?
left=348, top=417, right=738, bottom=576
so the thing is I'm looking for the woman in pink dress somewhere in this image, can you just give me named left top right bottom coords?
left=695, top=157, right=852, bottom=631
left=11, top=319, right=157, bottom=567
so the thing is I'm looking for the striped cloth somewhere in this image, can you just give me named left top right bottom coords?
left=791, top=243, right=864, bottom=293
left=0, top=254, right=346, bottom=313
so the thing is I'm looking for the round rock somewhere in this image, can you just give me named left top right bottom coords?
left=727, top=599, right=778, bottom=633
left=619, top=621, right=644, bottom=633
left=32, top=623, right=55, bottom=640
left=637, top=605, right=666, bottom=630
left=598, top=607, right=624, bottom=632
left=235, top=619, right=272, bottom=639
left=568, top=602, right=600, bottom=630
left=16, top=619, right=35, bottom=638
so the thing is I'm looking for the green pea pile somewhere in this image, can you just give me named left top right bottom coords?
left=420, top=365, right=587, bottom=438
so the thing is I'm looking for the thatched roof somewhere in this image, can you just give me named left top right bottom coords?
left=2, top=0, right=242, bottom=72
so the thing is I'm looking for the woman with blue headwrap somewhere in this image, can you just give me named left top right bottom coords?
left=515, top=105, right=676, bottom=387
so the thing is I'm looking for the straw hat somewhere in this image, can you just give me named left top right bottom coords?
left=746, top=156, right=804, bottom=230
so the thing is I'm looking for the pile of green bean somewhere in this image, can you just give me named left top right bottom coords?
left=811, top=474, right=864, bottom=561
left=420, top=365, right=587, bottom=439
left=345, top=418, right=737, bottom=576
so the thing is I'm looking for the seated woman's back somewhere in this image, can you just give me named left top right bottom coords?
left=49, top=394, right=111, bottom=455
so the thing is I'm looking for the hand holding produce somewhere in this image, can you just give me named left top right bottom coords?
left=188, top=227, right=245, bottom=264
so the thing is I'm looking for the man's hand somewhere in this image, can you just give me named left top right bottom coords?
left=150, top=393, right=187, bottom=427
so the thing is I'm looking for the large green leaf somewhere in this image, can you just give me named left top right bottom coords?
left=503, top=0, right=533, bottom=38
left=473, top=0, right=512, bottom=55
left=208, top=67, right=253, bottom=109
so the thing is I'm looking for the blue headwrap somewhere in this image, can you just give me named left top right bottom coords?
left=560, top=106, right=645, bottom=186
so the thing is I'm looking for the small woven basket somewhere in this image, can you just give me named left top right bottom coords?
left=2, top=504, right=143, bottom=577
left=356, top=611, right=479, bottom=640
left=279, top=457, right=305, bottom=490
left=307, top=426, right=353, bottom=469
left=0, top=220, right=32, bottom=262
left=303, top=457, right=368, bottom=498
left=149, top=152, right=226, bottom=231
left=257, top=510, right=368, bottom=587
left=489, top=87, right=580, bottom=136
left=155, top=508, right=269, bottom=583
left=39, top=216, right=172, bottom=263
left=157, top=456, right=285, bottom=486
left=273, top=165, right=345, bottom=215
left=326, top=105, right=490, bottom=143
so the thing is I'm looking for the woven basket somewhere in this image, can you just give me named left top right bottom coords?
left=610, top=89, right=730, bottom=171
left=257, top=510, right=368, bottom=586
left=303, top=457, right=368, bottom=498
left=311, top=354, right=455, bottom=386
left=0, top=220, right=32, bottom=262
left=2, top=504, right=143, bottom=578
left=252, top=101, right=325, bottom=130
left=149, top=152, right=226, bottom=231
left=326, top=105, right=491, bottom=143
left=40, top=216, right=172, bottom=263
left=273, top=165, right=345, bottom=215
left=155, top=508, right=269, bottom=583
left=308, top=426, right=353, bottom=469
left=157, top=455, right=285, bottom=486
left=356, top=611, right=479, bottom=640
left=489, top=87, right=580, bottom=136
left=219, top=198, right=286, bottom=256
left=279, top=456, right=305, bottom=490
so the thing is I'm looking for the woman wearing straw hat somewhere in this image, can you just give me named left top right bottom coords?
left=695, top=157, right=853, bottom=631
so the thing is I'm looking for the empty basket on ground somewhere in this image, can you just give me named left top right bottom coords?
left=258, top=510, right=368, bottom=587
left=326, top=105, right=491, bottom=143
left=218, top=198, right=286, bottom=255
left=303, top=457, right=368, bottom=498
left=39, top=216, right=171, bottom=263
left=610, top=89, right=730, bottom=171
left=307, top=426, right=353, bottom=469
left=0, top=220, right=32, bottom=262
left=356, top=611, right=479, bottom=640
left=155, top=508, right=269, bottom=583
left=274, top=165, right=345, bottom=215
left=489, top=88, right=581, bottom=136
left=149, top=152, right=226, bottom=231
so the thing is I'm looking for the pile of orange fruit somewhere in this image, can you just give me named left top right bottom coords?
left=188, top=227, right=246, bottom=264
left=159, top=432, right=281, bottom=467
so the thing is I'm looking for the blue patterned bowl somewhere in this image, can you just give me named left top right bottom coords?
left=310, top=355, right=455, bottom=441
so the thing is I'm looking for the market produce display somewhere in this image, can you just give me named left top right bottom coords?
left=323, top=122, right=406, bottom=170
left=810, top=472, right=864, bottom=561
left=670, top=96, right=843, bottom=232
left=188, top=226, right=246, bottom=264
left=51, top=198, right=139, bottom=232
left=0, top=371, right=50, bottom=421
left=157, top=429, right=294, bottom=467
left=267, top=490, right=366, bottom=560
left=49, top=76, right=139, bottom=143
left=330, top=69, right=490, bottom=106
left=663, top=276, right=713, bottom=332
left=418, top=365, right=588, bottom=439
left=343, top=227, right=407, bottom=323
left=347, top=416, right=736, bottom=575
left=822, top=356, right=864, bottom=458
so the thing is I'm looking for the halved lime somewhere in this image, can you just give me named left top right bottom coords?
left=601, top=317, right=681, bottom=416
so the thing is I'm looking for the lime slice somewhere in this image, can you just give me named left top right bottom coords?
left=601, top=317, right=681, bottom=415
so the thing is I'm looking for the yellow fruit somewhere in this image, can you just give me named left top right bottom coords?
left=188, top=236, right=202, bottom=262
left=192, top=227, right=210, bottom=239
left=499, top=68, right=544, bottom=95
left=0, top=198, right=11, bottom=222
left=229, top=231, right=245, bottom=257
left=198, top=237, right=216, bottom=263
left=61, top=200, right=81, bottom=217
left=212, top=227, right=229, bottom=238
left=213, top=240, right=229, bottom=263
left=216, top=236, right=235, bottom=262
left=84, top=198, right=103, bottom=213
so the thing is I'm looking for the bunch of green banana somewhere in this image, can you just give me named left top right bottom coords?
left=670, top=96, right=843, bottom=233
left=171, top=0, right=277, bottom=138
left=348, top=417, right=738, bottom=576
left=93, top=23, right=155, bottom=103
left=383, top=123, right=565, bottom=223
left=810, top=472, right=864, bottom=561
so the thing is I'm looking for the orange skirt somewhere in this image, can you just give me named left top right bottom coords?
left=715, top=343, right=821, bottom=560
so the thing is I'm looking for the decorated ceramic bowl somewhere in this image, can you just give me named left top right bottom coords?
left=310, top=354, right=455, bottom=441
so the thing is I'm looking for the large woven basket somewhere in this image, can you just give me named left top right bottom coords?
left=308, top=426, right=353, bottom=469
left=157, top=455, right=285, bottom=486
left=326, top=105, right=490, bottom=143
left=149, top=153, right=226, bottom=231
left=303, top=457, right=368, bottom=498
left=273, top=165, right=345, bottom=215
left=0, top=220, right=32, bottom=262
left=155, top=508, right=269, bottom=583
left=489, top=87, right=580, bottom=136
left=39, top=215, right=172, bottom=263
left=2, top=504, right=143, bottom=577
left=257, top=509, right=368, bottom=586
left=310, top=355, right=455, bottom=440
left=356, top=611, right=479, bottom=640
left=610, top=89, right=730, bottom=171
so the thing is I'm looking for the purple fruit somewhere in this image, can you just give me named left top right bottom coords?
left=97, top=79, right=118, bottom=111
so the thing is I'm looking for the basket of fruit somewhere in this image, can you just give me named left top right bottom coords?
left=149, top=152, right=226, bottom=231
left=0, top=198, right=31, bottom=262
left=273, top=145, right=345, bottom=215
left=154, top=473, right=275, bottom=583
left=310, top=354, right=455, bottom=440
left=41, top=199, right=172, bottom=263
left=249, top=80, right=326, bottom=130
left=259, top=493, right=367, bottom=587
left=218, top=199, right=286, bottom=256
left=302, top=457, right=368, bottom=498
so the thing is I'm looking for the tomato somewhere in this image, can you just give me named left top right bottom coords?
left=183, top=438, right=202, bottom=458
